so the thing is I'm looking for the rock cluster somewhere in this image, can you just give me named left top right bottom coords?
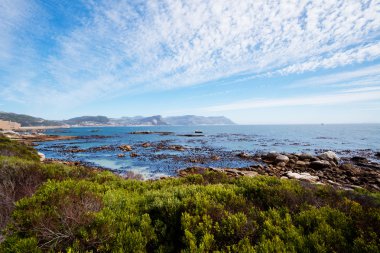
left=179, top=151, right=380, bottom=191
left=256, top=151, right=380, bottom=191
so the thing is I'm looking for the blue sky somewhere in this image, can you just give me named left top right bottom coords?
left=1, top=0, right=380, bottom=124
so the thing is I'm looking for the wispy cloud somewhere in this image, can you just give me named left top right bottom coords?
left=289, top=64, right=380, bottom=88
left=1, top=0, right=380, bottom=108
left=203, top=90, right=380, bottom=112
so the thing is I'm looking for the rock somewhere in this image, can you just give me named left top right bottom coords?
left=210, top=155, right=220, bottom=161
left=117, top=154, right=125, bottom=158
left=130, top=152, right=139, bottom=157
left=295, top=161, right=306, bottom=167
left=351, top=156, right=368, bottom=163
left=350, top=177, right=359, bottom=183
left=327, top=180, right=341, bottom=186
left=340, top=163, right=361, bottom=175
left=375, top=152, right=380, bottom=158
left=240, top=171, right=258, bottom=177
left=194, top=130, right=203, bottom=134
left=67, top=148, right=86, bottom=153
left=237, top=152, right=250, bottom=159
left=275, top=155, right=289, bottom=164
left=141, top=142, right=151, bottom=148
left=310, top=160, right=331, bottom=170
left=277, top=162, right=286, bottom=167
left=297, top=153, right=315, bottom=161
left=264, top=152, right=279, bottom=161
left=38, top=152, right=45, bottom=162
left=319, top=151, right=339, bottom=163
left=286, top=171, right=319, bottom=182
left=169, top=145, right=185, bottom=151
left=119, top=145, right=132, bottom=152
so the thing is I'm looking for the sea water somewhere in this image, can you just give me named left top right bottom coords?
left=36, top=124, right=380, bottom=178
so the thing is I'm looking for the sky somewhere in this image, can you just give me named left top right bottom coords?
left=0, top=0, right=380, bottom=124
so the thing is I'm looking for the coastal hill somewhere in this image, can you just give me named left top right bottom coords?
left=63, top=116, right=110, bottom=126
left=0, top=112, right=235, bottom=127
left=0, top=112, right=65, bottom=127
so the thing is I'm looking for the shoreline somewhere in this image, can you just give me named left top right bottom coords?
left=6, top=130, right=379, bottom=191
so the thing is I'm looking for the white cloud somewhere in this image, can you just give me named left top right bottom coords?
left=1, top=0, right=380, bottom=107
left=203, top=90, right=380, bottom=112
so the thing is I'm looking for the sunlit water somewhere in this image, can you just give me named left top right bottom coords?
left=36, top=124, right=380, bottom=179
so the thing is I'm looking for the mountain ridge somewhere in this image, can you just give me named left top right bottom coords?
left=0, top=112, right=235, bottom=126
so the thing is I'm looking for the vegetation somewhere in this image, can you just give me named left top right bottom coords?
left=0, top=135, right=379, bottom=252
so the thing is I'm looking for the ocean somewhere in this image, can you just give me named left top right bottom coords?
left=36, top=124, right=380, bottom=178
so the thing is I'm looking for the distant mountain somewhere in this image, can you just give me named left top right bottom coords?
left=0, top=112, right=64, bottom=127
left=164, top=115, right=235, bottom=125
left=63, top=116, right=110, bottom=125
left=0, top=112, right=235, bottom=127
left=110, top=115, right=234, bottom=126
left=110, top=115, right=167, bottom=126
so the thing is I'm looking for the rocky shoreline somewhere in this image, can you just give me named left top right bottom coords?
left=42, top=140, right=380, bottom=191
left=178, top=151, right=380, bottom=191
left=7, top=130, right=379, bottom=192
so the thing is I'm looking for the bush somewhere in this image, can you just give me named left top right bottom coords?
left=1, top=136, right=380, bottom=252
left=0, top=135, right=39, bottom=161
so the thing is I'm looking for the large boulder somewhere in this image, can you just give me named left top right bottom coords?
left=319, top=151, right=339, bottom=164
left=275, top=155, right=289, bottom=164
left=286, top=171, right=319, bottom=182
left=263, top=152, right=279, bottom=162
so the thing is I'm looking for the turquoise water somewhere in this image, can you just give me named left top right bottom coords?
left=37, top=124, right=380, bottom=178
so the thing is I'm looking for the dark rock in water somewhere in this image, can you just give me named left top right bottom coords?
left=67, top=148, right=86, bottom=153
left=375, top=152, right=380, bottom=158
left=168, top=145, right=185, bottom=151
left=178, top=134, right=204, bottom=137
left=130, top=152, right=139, bottom=157
left=130, top=131, right=152, bottom=134
left=351, top=156, right=368, bottom=163
left=130, top=131, right=173, bottom=135
left=237, top=152, right=250, bottom=159
left=210, top=155, right=220, bottom=161
left=119, top=145, right=132, bottom=152
left=117, top=154, right=125, bottom=158
left=141, top=142, right=151, bottom=148
left=194, top=130, right=203, bottom=134
left=310, top=160, right=331, bottom=170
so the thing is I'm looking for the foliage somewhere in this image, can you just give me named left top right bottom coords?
left=0, top=136, right=380, bottom=252
left=0, top=135, right=40, bottom=161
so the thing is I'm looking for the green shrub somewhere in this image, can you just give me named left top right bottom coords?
left=0, top=135, right=39, bottom=161
left=1, top=136, right=380, bottom=252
